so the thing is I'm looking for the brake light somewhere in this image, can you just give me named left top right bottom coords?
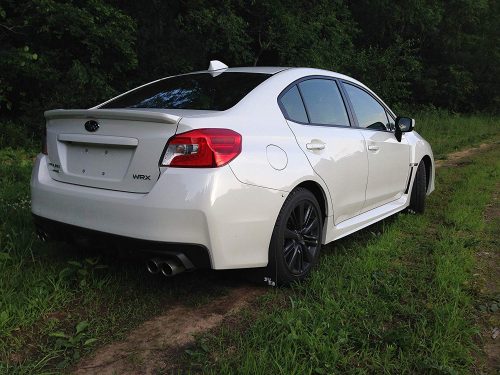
left=42, top=127, right=48, bottom=155
left=160, top=128, right=242, bottom=168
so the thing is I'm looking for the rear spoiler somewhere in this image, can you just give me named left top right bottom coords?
left=44, top=109, right=181, bottom=125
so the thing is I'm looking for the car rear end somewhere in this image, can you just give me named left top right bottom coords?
left=31, top=69, right=287, bottom=272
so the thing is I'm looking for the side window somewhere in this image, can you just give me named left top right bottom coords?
left=279, top=85, right=308, bottom=123
left=343, top=83, right=390, bottom=131
left=298, top=79, right=350, bottom=126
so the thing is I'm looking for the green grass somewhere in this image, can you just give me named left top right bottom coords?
left=414, top=109, right=499, bottom=159
left=182, top=134, right=499, bottom=374
left=0, top=111, right=499, bottom=373
left=0, top=149, right=232, bottom=373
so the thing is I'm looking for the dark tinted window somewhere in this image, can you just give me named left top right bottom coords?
left=298, top=79, right=349, bottom=126
left=280, top=85, right=308, bottom=123
left=101, top=72, right=271, bottom=111
left=344, top=83, right=390, bottom=131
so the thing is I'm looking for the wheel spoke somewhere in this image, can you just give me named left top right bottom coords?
left=299, top=247, right=307, bottom=272
left=289, top=244, right=302, bottom=268
left=303, top=204, right=313, bottom=229
left=302, top=217, right=318, bottom=235
left=284, top=228, right=299, bottom=240
left=283, top=241, right=295, bottom=258
left=303, top=234, right=318, bottom=246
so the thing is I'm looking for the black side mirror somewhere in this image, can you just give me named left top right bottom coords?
left=395, top=117, right=415, bottom=142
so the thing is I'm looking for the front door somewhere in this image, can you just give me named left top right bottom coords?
left=342, top=83, right=410, bottom=212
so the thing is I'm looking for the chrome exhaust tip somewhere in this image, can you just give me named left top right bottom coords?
left=159, top=259, right=185, bottom=277
left=146, top=258, right=186, bottom=277
left=146, top=258, right=161, bottom=274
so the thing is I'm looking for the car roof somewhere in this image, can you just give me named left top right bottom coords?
left=197, top=66, right=367, bottom=87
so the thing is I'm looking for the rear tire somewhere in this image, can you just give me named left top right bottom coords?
left=268, top=188, right=322, bottom=286
left=409, top=161, right=427, bottom=213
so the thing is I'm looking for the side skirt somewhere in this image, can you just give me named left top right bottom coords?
left=324, top=194, right=410, bottom=244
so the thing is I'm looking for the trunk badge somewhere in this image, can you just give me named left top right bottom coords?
left=84, top=120, right=99, bottom=132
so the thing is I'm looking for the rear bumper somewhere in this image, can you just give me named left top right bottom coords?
left=31, top=154, right=286, bottom=269
left=33, top=214, right=211, bottom=268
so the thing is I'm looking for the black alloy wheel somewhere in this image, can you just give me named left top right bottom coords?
left=283, top=199, right=321, bottom=274
left=268, top=188, right=323, bottom=285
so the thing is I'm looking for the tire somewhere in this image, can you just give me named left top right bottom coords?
left=409, top=161, right=427, bottom=213
left=267, top=188, right=323, bottom=285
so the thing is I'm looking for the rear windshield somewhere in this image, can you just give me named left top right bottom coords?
left=100, top=72, right=271, bottom=111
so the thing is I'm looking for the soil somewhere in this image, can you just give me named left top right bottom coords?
left=435, top=142, right=497, bottom=168
left=73, top=286, right=263, bottom=374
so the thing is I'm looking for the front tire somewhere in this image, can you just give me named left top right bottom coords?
left=268, top=188, right=322, bottom=285
left=409, top=161, right=427, bottom=213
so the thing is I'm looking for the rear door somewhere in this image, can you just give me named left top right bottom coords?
left=45, top=109, right=180, bottom=193
left=341, top=82, right=411, bottom=212
left=280, top=78, right=368, bottom=224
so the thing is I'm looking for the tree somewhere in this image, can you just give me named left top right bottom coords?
left=0, top=0, right=137, bottom=134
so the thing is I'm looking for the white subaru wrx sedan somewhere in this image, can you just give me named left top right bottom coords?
left=31, top=61, right=434, bottom=285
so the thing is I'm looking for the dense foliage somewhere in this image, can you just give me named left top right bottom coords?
left=0, top=0, right=498, bottom=146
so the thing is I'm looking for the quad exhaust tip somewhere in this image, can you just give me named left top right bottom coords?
left=146, top=258, right=185, bottom=277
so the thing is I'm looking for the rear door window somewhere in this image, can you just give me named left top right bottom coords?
left=279, top=85, right=308, bottom=123
left=298, top=79, right=350, bottom=126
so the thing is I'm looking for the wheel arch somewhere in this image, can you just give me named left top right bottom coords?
left=295, top=180, right=328, bottom=221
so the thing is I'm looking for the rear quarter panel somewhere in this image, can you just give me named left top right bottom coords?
left=176, top=69, right=334, bottom=215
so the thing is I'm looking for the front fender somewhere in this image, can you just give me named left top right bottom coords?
left=405, top=131, right=435, bottom=194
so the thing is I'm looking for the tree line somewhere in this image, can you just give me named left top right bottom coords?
left=0, top=0, right=498, bottom=145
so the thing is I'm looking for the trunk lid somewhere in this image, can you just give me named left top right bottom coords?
left=44, top=109, right=180, bottom=193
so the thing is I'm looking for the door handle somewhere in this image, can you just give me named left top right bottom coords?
left=368, top=145, right=380, bottom=151
left=306, top=143, right=325, bottom=150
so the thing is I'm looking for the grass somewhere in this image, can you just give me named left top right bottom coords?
left=182, top=131, right=500, bottom=374
left=0, top=149, right=233, bottom=373
left=414, top=109, right=499, bottom=159
left=0, top=111, right=498, bottom=373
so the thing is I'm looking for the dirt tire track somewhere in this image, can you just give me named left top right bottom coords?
left=435, top=141, right=498, bottom=168
left=73, top=286, right=263, bottom=375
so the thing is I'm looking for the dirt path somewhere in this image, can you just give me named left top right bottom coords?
left=73, top=286, right=263, bottom=374
left=435, top=141, right=497, bottom=168
left=72, top=141, right=499, bottom=375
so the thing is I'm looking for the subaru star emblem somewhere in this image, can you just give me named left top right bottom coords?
left=84, top=120, right=99, bottom=132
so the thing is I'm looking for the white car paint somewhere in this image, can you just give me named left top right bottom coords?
left=31, top=65, right=435, bottom=271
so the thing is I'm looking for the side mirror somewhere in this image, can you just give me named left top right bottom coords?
left=395, top=117, right=415, bottom=142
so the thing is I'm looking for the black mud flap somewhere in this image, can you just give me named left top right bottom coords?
left=241, top=249, right=279, bottom=287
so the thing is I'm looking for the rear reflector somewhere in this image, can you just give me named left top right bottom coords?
left=160, top=128, right=242, bottom=168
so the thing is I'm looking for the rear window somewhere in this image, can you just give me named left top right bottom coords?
left=100, top=72, right=271, bottom=111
